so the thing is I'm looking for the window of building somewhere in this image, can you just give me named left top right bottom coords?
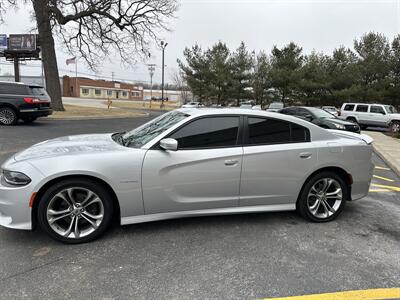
left=344, top=104, right=355, bottom=111
left=356, top=105, right=368, bottom=112
left=122, top=91, right=128, bottom=97
left=247, top=117, right=310, bottom=145
left=131, top=91, right=140, bottom=97
left=95, top=89, right=101, bottom=96
left=107, top=90, right=113, bottom=96
left=169, top=117, right=240, bottom=149
left=82, top=88, right=89, bottom=95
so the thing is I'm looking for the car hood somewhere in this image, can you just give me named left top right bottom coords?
left=324, top=118, right=354, bottom=126
left=13, top=134, right=124, bottom=162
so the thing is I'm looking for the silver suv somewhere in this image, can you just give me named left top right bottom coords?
left=339, top=103, right=400, bottom=132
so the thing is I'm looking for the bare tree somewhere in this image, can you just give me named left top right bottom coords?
left=171, top=69, right=190, bottom=105
left=1, top=0, right=178, bottom=110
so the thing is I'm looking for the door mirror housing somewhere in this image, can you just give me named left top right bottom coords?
left=160, top=138, right=178, bottom=151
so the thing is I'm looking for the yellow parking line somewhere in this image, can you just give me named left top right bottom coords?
left=369, top=189, right=390, bottom=192
left=375, top=166, right=390, bottom=171
left=262, top=288, right=400, bottom=300
left=373, top=175, right=395, bottom=182
left=371, top=183, right=400, bottom=192
left=375, top=166, right=391, bottom=170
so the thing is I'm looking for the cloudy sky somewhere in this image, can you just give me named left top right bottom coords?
left=0, top=0, right=399, bottom=84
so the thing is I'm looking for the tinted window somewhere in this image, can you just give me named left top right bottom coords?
left=356, top=105, right=368, bottom=112
left=0, top=83, right=28, bottom=95
left=370, top=105, right=385, bottom=114
left=344, top=104, right=355, bottom=111
left=28, top=86, right=48, bottom=96
left=170, top=117, right=240, bottom=149
left=247, top=117, right=310, bottom=145
left=281, top=108, right=297, bottom=115
left=296, top=108, right=310, bottom=117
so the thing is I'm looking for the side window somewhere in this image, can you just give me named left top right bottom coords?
left=247, top=117, right=310, bottom=145
left=370, top=105, right=385, bottom=114
left=344, top=104, right=355, bottom=111
left=0, top=84, right=28, bottom=95
left=296, top=108, right=310, bottom=117
left=170, top=116, right=240, bottom=149
left=281, top=108, right=297, bottom=115
left=356, top=105, right=368, bottom=112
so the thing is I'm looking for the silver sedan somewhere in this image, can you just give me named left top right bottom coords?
left=0, top=109, right=374, bottom=243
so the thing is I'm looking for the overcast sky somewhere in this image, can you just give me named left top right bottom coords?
left=0, top=0, right=399, bottom=84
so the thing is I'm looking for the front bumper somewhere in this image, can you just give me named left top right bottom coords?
left=0, top=161, right=45, bottom=230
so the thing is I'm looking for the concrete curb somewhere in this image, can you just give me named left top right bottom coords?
left=47, top=112, right=149, bottom=121
left=373, top=144, right=400, bottom=177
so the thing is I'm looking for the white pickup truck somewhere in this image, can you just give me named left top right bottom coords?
left=339, top=103, right=400, bottom=132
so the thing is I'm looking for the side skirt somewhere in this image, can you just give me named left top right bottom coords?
left=121, top=204, right=296, bottom=226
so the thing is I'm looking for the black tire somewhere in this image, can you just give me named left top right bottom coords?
left=360, top=125, right=368, bottom=130
left=37, top=178, right=114, bottom=244
left=0, top=106, right=18, bottom=125
left=389, top=120, right=400, bottom=133
left=346, top=117, right=358, bottom=124
left=297, top=171, right=348, bottom=223
left=22, top=117, right=37, bottom=124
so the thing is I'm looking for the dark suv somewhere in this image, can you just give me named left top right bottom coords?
left=0, top=81, right=52, bottom=125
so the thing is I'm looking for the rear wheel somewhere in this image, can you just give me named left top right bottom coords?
left=346, top=117, right=358, bottom=124
left=37, top=179, right=114, bottom=244
left=0, top=106, right=18, bottom=125
left=297, top=171, right=348, bottom=222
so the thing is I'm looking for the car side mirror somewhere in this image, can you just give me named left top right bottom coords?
left=160, top=138, right=178, bottom=151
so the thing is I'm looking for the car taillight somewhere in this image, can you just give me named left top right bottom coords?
left=24, top=97, right=48, bottom=104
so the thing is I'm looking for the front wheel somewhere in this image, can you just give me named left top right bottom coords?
left=297, top=171, right=348, bottom=222
left=37, top=179, right=114, bottom=244
left=389, top=121, right=400, bottom=133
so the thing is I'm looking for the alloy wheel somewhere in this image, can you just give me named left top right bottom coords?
left=46, top=187, right=104, bottom=239
left=307, top=178, right=343, bottom=219
left=0, top=107, right=17, bottom=125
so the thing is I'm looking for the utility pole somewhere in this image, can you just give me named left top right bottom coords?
left=14, top=57, right=20, bottom=82
left=147, top=64, right=156, bottom=101
left=160, top=41, right=168, bottom=108
left=111, top=72, right=115, bottom=82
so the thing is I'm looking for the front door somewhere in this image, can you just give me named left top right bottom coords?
left=142, top=116, right=243, bottom=214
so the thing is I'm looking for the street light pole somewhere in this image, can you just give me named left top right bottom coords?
left=161, top=41, right=168, bottom=108
left=147, top=64, right=156, bottom=108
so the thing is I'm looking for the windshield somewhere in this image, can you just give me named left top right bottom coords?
left=29, top=86, right=48, bottom=96
left=307, top=107, right=336, bottom=119
left=114, top=111, right=188, bottom=148
left=323, top=107, right=336, bottom=112
left=384, top=105, right=398, bottom=114
left=269, top=102, right=284, bottom=109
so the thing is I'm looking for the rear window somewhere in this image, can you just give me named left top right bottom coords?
left=0, top=83, right=29, bottom=95
left=28, top=86, right=48, bottom=96
left=356, top=105, right=369, bottom=112
left=344, top=104, right=355, bottom=111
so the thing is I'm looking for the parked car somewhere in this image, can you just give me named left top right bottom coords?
left=339, top=103, right=400, bottom=132
left=322, top=106, right=338, bottom=117
left=239, top=103, right=253, bottom=109
left=266, top=102, right=284, bottom=112
left=0, top=81, right=52, bottom=125
left=279, top=106, right=361, bottom=133
left=1, top=109, right=374, bottom=243
left=182, top=102, right=204, bottom=108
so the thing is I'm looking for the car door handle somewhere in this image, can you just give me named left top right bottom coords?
left=299, top=152, right=312, bottom=159
left=224, top=159, right=239, bottom=166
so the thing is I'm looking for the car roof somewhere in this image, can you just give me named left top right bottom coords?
left=343, top=103, right=388, bottom=106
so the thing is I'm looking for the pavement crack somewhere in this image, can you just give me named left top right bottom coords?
left=0, top=258, right=63, bottom=282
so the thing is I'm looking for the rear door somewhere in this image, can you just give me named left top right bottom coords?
left=240, top=116, right=317, bottom=206
left=142, top=115, right=243, bottom=214
left=354, top=104, right=369, bottom=124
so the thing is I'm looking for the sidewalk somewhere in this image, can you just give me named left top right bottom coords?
left=363, top=131, right=400, bottom=176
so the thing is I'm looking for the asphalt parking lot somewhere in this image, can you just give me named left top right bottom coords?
left=0, top=118, right=399, bottom=299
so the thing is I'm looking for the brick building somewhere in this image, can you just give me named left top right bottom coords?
left=63, top=76, right=143, bottom=100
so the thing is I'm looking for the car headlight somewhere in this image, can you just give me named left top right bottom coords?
left=2, top=170, right=31, bottom=186
left=333, top=123, right=346, bottom=130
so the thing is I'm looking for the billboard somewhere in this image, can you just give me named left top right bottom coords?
left=8, top=34, right=37, bottom=51
left=0, top=34, right=7, bottom=51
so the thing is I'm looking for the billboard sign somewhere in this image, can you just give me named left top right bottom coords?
left=0, top=34, right=7, bottom=51
left=8, top=34, right=37, bottom=51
